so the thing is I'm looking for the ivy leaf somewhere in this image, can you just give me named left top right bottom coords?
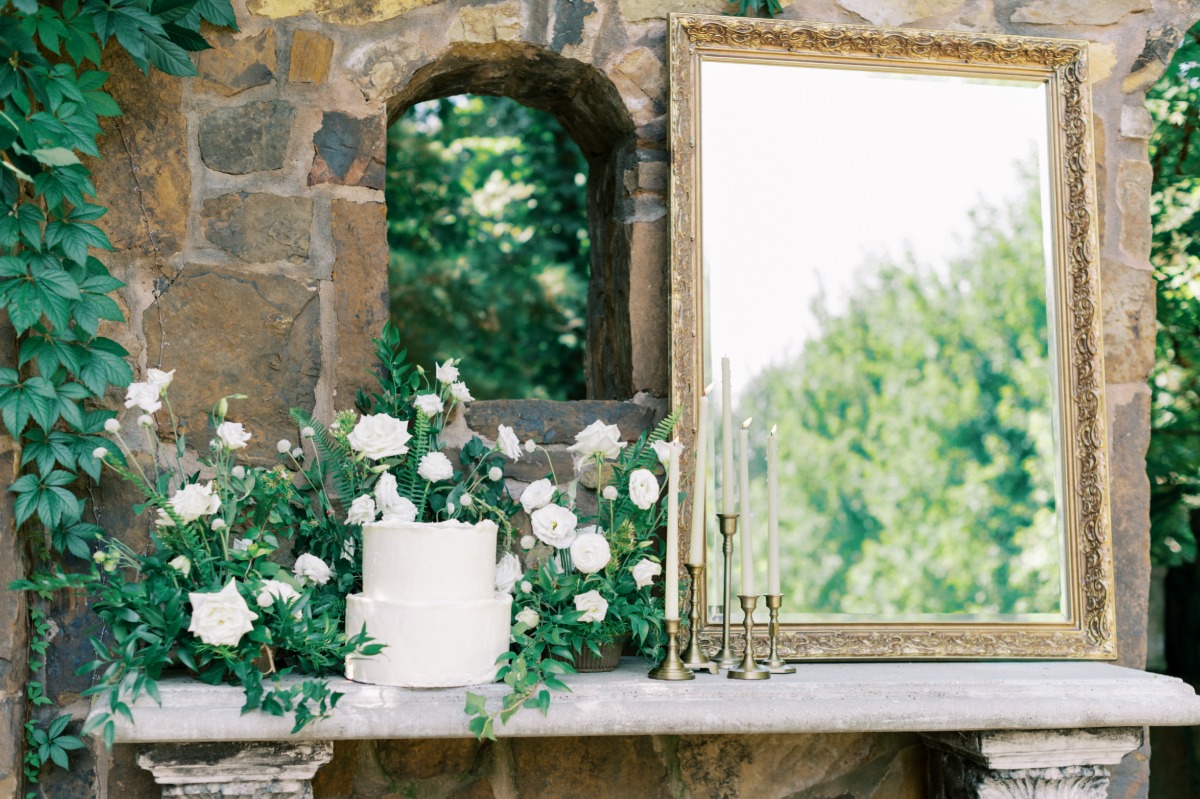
left=150, top=0, right=199, bottom=23
left=142, top=31, right=197, bottom=76
left=10, top=469, right=80, bottom=527
left=45, top=219, right=111, bottom=265
left=52, top=520, right=103, bottom=559
left=191, top=0, right=237, bottom=29
left=162, top=22, right=210, bottom=52
left=20, top=428, right=77, bottom=477
left=30, top=147, right=80, bottom=167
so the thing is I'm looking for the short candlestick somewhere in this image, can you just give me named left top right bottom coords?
left=763, top=594, right=795, bottom=674
left=714, top=513, right=739, bottom=668
left=727, top=595, right=770, bottom=680
left=649, top=617, right=695, bottom=681
left=681, top=563, right=717, bottom=673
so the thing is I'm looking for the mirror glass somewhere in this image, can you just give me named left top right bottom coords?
left=699, top=59, right=1067, bottom=623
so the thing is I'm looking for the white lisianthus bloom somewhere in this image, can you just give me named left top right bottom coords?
left=627, top=469, right=660, bottom=510
left=137, top=414, right=154, bottom=427
left=124, top=382, right=162, bottom=413
left=231, top=466, right=246, bottom=479
left=570, top=533, right=612, bottom=575
left=215, top=421, right=251, bottom=450
left=417, top=451, right=454, bottom=482
left=651, top=439, right=684, bottom=467
left=301, top=426, right=315, bottom=438
left=567, top=420, right=625, bottom=462
left=449, top=382, right=474, bottom=402
left=602, top=485, right=618, bottom=501
left=104, top=418, right=120, bottom=433
left=631, top=558, right=663, bottom=589
left=413, top=393, right=444, bottom=417
left=519, top=580, right=532, bottom=593
left=276, top=439, right=291, bottom=454
left=188, top=581, right=258, bottom=647
left=488, top=466, right=504, bottom=481
left=383, top=498, right=418, bottom=523
left=515, top=608, right=540, bottom=628
left=347, top=414, right=411, bottom=460
left=573, top=590, right=609, bottom=623
left=460, top=493, right=474, bottom=507
left=530, top=504, right=578, bottom=549
left=255, top=579, right=301, bottom=609
left=435, top=360, right=459, bottom=384
left=168, top=555, right=191, bottom=577
left=495, top=553, right=522, bottom=594
left=345, top=494, right=377, bottom=526
left=496, top=425, right=522, bottom=460
left=146, top=368, right=174, bottom=391
left=293, top=553, right=333, bottom=585
left=520, top=535, right=536, bottom=550
left=154, top=509, right=175, bottom=527
left=374, top=473, right=406, bottom=517
left=520, top=478, right=555, bottom=514
left=92, top=446, right=108, bottom=460
left=170, top=481, right=221, bottom=522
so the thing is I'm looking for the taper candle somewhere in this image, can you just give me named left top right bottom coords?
left=721, top=357, right=734, bottom=515
left=739, top=418, right=754, bottom=595
left=688, top=384, right=712, bottom=565
left=767, top=425, right=780, bottom=595
left=665, top=443, right=680, bottom=620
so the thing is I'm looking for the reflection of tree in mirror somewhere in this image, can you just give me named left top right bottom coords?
left=738, top=161, right=1062, bottom=615
left=386, top=95, right=590, bottom=401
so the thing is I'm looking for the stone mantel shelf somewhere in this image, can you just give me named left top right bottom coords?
left=95, top=659, right=1200, bottom=744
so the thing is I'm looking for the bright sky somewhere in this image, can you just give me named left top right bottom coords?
left=701, top=60, right=1052, bottom=404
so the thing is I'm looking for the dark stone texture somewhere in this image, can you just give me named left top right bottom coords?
left=376, top=738, right=485, bottom=782
left=199, top=101, right=295, bottom=175
left=510, top=735, right=669, bottom=798
left=1108, top=739, right=1150, bottom=799
left=331, top=200, right=389, bottom=405
left=311, top=740, right=359, bottom=799
left=289, top=30, right=334, bottom=84
left=1109, top=385, right=1151, bottom=670
left=195, top=30, right=276, bottom=96
left=465, top=399, right=658, bottom=446
left=308, top=112, right=385, bottom=189
left=202, top=193, right=313, bottom=263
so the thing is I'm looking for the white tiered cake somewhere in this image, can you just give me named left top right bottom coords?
left=345, top=519, right=513, bottom=687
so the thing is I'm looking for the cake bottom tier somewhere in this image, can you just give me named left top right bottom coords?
left=345, top=593, right=513, bottom=688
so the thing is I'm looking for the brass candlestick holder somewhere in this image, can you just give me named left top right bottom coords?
left=681, top=563, right=717, bottom=673
left=649, top=617, right=695, bottom=681
left=763, top=594, right=796, bottom=674
left=714, top=513, right=739, bottom=668
left=727, top=595, right=770, bottom=680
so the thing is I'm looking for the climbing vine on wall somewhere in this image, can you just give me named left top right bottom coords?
left=0, top=0, right=235, bottom=793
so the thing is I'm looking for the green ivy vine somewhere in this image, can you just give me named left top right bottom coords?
left=1, top=0, right=235, bottom=794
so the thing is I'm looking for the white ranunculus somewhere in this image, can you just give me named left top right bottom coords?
left=602, top=485, right=618, bottom=501
left=573, top=590, right=609, bottom=623
left=449, top=382, right=473, bottom=402
left=168, top=555, right=191, bottom=577
left=627, top=469, right=660, bottom=510
left=104, top=418, right=120, bottom=433
left=436, top=360, right=459, bottom=384
left=495, top=553, right=522, bottom=594
left=567, top=420, right=625, bottom=462
left=347, top=414, right=412, bottom=460
left=520, top=478, right=555, bottom=514
left=570, top=533, right=612, bottom=575
left=515, top=608, right=539, bottom=628
left=520, top=535, right=536, bottom=550
left=417, top=451, right=454, bottom=482
left=413, top=393, right=444, bottom=417
left=276, top=439, right=291, bottom=454
left=651, top=439, right=683, bottom=467
left=124, top=382, right=162, bottom=414
left=92, top=446, right=108, bottom=460
left=170, top=481, right=221, bottom=522
left=188, top=580, right=258, bottom=647
left=346, top=494, right=377, bottom=526
left=488, top=466, right=504, bottom=481
left=215, top=421, right=251, bottom=450
left=255, top=579, right=301, bottom=609
left=497, top=425, right=522, bottom=460
left=146, top=368, right=174, bottom=391
left=293, top=553, right=333, bottom=585
left=531, top=504, right=578, bottom=549
left=631, top=558, right=663, bottom=589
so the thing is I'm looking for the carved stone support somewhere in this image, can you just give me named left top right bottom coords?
left=136, top=741, right=333, bottom=799
left=924, top=728, right=1144, bottom=798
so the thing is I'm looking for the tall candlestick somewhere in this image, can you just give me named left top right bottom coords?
left=739, top=418, right=754, bottom=596
left=688, top=384, right=712, bottom=565
left=665, top=444, right=680, bottom=620
left=767, top=425, right=780, bottom=596
left=721, top=357, right=734, bottom=515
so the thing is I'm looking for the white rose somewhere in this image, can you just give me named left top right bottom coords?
left=413, top=393, right=444, bottom=417
left=631, top=558, right=663, bottom=589
left=651, top=439, right=683, bottom=467
left=570, top=533, right=612, bottom=575
left=531, top=504, right=578, bottom=549
left=188, top=580, right=258, bottom=647
left=495, top=553, right=522, bottom=594
left=255, top=579, right=301, bottom=609
left=215, top=421, right=251, bottom=450
left=602, top=485, right=618, bottom=501
left=515, top=608, right=540, bottom=628
left=519, top=580, right=532, bottom=593
left=124, top=382, right=162, bottom=414
left=520, top=535, right=536, bottom=550
left=293, top=553, right=333, bottom=586
left=347, top=414, right=412, bottom=460
left=168, top=555, right=191, bottom=577
left=520, top=478, right=555, bottom=514
left=497, top=425, right=522, bottom=460
left=417, top=451, right=454, bottom=482
left=488, top=466, right=504, bottom=481
left=104, top=418, right=120, bottom=433
left=573, top=590, right=609, bottom=623
left=170, top=481, right=221, bottom=522
left=449, top=382, right=473, bottom=402
left=567, top=420, right=625, bottom=462
left=375, top=472, right=418, bottom=522
left=346, top=494, right=377, bottom=526
left=382, top=498, right=418, bottom=523
left=436, top=360, right=459, bottom=384
left=146, top=368, right=174, bottom=390
left=627, top=469, right=660, bottom=510
left=276, top=439, right=291, bottom=454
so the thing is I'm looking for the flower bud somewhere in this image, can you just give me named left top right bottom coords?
left=211, top=518, right=227, bottom=531
left=277, top=439, right=291, bottom=454
left=460, top=494, right=474, bottom=507
left=291, top=447, right=303, bottom=459
left=92, top=447, right=108, bottom=460
left=104, top=418, right=120, bottom=433
left=301, top=426, right=315, bottom=438
left=520, top=535, right=536, bottom=550
left=488, top=466, right=503, bottom=481
left=137, top=414, right=154, bottom=427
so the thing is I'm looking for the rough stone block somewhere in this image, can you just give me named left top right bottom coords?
left=839, top=0, right=964, bottom=27
left=464, top=399, right=658, bottom=445
left=288, top=30, right=334, bottom=84
left=375, top=738, right=483, bottom=781
left=608, top=48, right=665, bottom=128
left=247, top=0, right=436, bottom=24
left=1011, top=0, right=1152, bottom=27
left=202, top=193, right=313, bottom=264
left=309, top=112, right=386, bottom=189
left=1120, top=105, right=1154, bottom=140
left=1107, top=382, right=1151, bottom=671
left=199, top=101, right=295, bottom=175
left=1123, top=26, right=1184, bottom=94
left=1101, top=258, right=1155, bottom=384
left=195, top=30, right=276, bottom=96
left=628, top=220, right=668, bottom=395
left=449, top=2, right=521, bottom=43
left=510, top=735, right=669, bottom=798
left=617, top=0, right=727, bottom=21
left=331, top=200, right=389, bottom=405
left=1116, top=160, right=1153, bottom=263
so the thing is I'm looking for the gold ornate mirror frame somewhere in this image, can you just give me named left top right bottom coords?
left=668, top=14, right=1115, bottom=659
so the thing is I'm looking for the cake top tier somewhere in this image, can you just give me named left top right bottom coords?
left=360, top=519, right=502, bottom=602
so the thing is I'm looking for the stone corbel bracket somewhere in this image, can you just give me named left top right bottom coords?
left=136, top=741, right=333, bottom=799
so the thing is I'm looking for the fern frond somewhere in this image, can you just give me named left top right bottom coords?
left=630, top=407, right=683, bottom=470
left=397, top=413, right=432, bottom=517
left=290, top=408, right=357, bottom=509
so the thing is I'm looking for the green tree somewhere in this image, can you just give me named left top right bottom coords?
left=385, top=95, right=590, bottom=401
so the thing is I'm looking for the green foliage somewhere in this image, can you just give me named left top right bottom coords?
left=386, top=96, right=589, bottom=401
left=731, top=0, right=782, bottom=16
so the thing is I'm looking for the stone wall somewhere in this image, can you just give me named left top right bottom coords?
left=0, top=0, right=1195, bottom=797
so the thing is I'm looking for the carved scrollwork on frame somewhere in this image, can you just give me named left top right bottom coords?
left=669, top=15, right=1114, bottom=660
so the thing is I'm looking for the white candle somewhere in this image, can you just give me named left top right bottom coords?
left=767, top=425, right=780, bottom=596
left=739, top=418, right=754, bottom=596
left=721, top=357, right=734, bottom=514
left=688, top=384, right=712, bottom=565
left=665, top=443, right=680, bottom=620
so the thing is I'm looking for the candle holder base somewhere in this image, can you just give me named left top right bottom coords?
left=649, top=619, right=695, bottom=681
left=763, top=593, right=796, bottom=674
left=682, top=564, right=718, bottom=673
left=727, top=595, right=770, bottom=681
left=715, top=513, right=739, bottom=670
